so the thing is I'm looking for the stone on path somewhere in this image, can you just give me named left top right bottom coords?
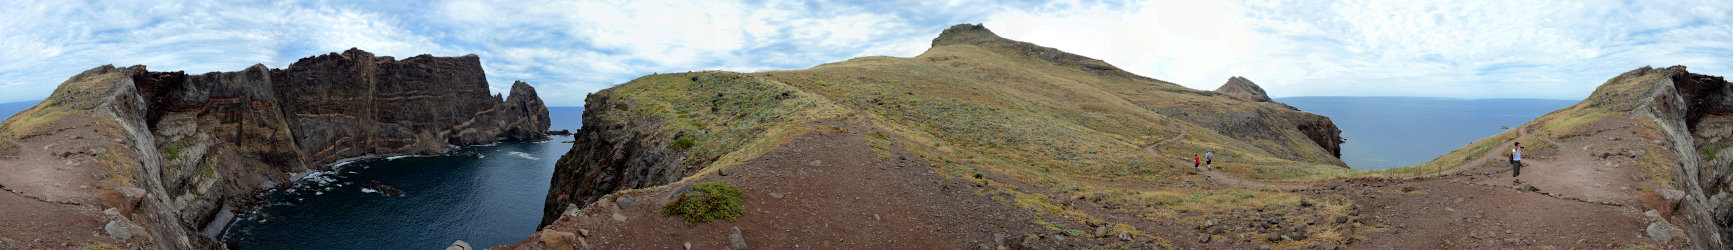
left=730, top=226, right=750, bottom=250
left=540, top=230, right=580, bottom=250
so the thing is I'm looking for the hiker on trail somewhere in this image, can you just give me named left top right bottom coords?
left=1206, top=151, right=1213, bottom=165
left=1511, top=142, right=1523, bottom=178
left=1194, top=156, right=1201, bottom=168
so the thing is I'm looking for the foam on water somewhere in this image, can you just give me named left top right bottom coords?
left=509, top=151, right=539, bottom=160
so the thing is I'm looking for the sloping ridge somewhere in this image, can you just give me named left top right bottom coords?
left=531, top=23, right=1349, bottom=248
left=0, top=49, right=550, bottom=249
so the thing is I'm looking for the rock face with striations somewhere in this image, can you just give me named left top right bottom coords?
left=0, top=48, right=548, bottom=248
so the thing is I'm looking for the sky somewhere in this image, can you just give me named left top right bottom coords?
left=3, top=0, right=1732, bottom=106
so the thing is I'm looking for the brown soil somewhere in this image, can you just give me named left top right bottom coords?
left=0, top=114, right=129, bottom=248
left=1306, top=119, right=1667, bottom=249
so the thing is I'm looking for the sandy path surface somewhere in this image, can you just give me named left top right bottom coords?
left=0, top=114, right=128, bottom=248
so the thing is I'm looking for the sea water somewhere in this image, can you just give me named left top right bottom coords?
left=222, top=135, right=574, bottom=249
left=1276, top=97, right=1576, bottom=170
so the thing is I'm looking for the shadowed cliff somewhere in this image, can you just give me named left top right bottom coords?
left=0, top=49, right=549, bottom=249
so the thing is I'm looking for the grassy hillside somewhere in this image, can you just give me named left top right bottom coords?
left=582, top=24, right=1357, bottom=232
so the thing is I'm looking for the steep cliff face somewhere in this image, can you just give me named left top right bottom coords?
left=0, top=49, right=549, bottom=248
left=539, top=89, right=691, bottom=227
left=1617, top=66, right=1733, bottom=248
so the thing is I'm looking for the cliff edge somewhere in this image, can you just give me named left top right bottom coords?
left=0, top=49, right=549, bottom=249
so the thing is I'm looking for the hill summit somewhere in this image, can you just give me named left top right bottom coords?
left=1215, top=76, right=1274, bottom=103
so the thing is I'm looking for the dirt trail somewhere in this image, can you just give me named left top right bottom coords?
left=1316, top=119, right=1666, bottom=249
left=503, top=119, right=1159, bottom=249
left=1141, top=124, right=1310, bottom=189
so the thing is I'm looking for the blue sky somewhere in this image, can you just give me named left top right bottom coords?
left=3, top=0, right=1731, bottom=106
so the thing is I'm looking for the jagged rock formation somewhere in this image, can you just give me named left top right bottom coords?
left=1215, top=76, right=1274, bottom=103
left=539, top=89, right=693, bottom=227
left=0, top=49, right=548, bottom=248
left=538, top=23, right=1347, bottom=230
left=1599, top=66, right=1733, bottom=249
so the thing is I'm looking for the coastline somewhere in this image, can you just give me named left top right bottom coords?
left=215, top=135, right=564, bottom=241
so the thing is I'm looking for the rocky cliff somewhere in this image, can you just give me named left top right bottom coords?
left=1609, top=66, right=1733, bottom=249
left=1450, top=65, right=1733, bottom=249
left=0, top=49, right=548, bottom=249
left=537, top=23, right=1348, bottom=231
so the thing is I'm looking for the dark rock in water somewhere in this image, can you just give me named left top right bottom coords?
left=547, top=129, right=573, bottom=136
left=361, top=180, right=404, bottom=196
left=559, top=141, right=575, bottom=144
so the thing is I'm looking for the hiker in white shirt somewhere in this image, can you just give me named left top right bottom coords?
left=1511, top=142, right=1523, bottom=178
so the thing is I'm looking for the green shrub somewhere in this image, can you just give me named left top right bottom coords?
left=671, top=136, right=696, bottom=150
left=661, top=181, right=745, bottom=226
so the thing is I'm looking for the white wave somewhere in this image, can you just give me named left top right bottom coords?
left=509, top=151, right=539, bottom=160
left=361, top=188, right=378, bottom=193
left=315, top=191, right=323, bottom=195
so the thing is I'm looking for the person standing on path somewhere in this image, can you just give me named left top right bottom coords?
left=1194, top=155, right=1201, bottom=169
left=1511, top=142, right=1523, bottom=178
left=1205, top=151, right=1213, bottom=165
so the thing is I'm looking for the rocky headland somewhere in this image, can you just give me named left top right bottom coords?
left=0, top=49, right=549, bottom=249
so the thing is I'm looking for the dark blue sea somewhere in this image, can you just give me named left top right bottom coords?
left=222, top=107, right=583, bottom=249
left=1276, top=97, right=1576, bottom=170
left=222, top=135, right=574, bottom=249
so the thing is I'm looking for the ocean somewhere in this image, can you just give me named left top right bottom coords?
left=222, top=135, right=574, bottom=249
left=1276, top=96, right=1577, bottom=170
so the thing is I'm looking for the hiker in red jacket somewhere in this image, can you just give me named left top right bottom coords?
left=1194, top=156, right=1201, bottom=168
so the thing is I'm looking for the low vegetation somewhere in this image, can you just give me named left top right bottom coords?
left=661, top=181, right=745, bottom=226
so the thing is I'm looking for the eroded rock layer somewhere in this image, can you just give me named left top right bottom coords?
left=0, top=49, right=548, bottom=249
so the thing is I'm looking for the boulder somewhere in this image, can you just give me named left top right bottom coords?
left=104, top=220, right=133, bottom=240
left=1641, top=189, right=1687, bottom=220
left=729, top=226, right=750, bottom=250
left=1646, top=221, right=1684, bottom=244
left=540, top=230, right=580, bottom=250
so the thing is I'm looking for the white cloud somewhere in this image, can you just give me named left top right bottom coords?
left=4, top=0, right=1733, bottom=107
left=977, top=0, right=1733, bottom=100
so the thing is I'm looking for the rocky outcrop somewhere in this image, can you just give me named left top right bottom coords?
left=1566, top=65, right=1733, bottom=249
left=1215, top=77, right=1274, bottom=103
left=0, top=49, right=549, bottom=248
left=539, top=88, right=694, bottom=228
